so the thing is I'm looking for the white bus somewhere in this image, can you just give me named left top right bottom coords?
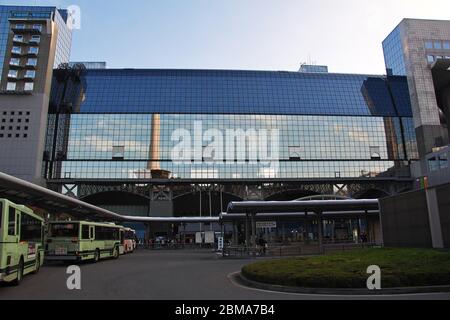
left=121, top=227, right=136, bottom=254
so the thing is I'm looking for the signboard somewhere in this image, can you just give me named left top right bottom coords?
left=195, top=232, right=203, bottom=244
left=27, top=243, right=37, bottom=260
left=205, top=231, right=215, bottom=244
left=256, top=221, right=277, bottom=229
left=217, top=237, right=224, bottom=251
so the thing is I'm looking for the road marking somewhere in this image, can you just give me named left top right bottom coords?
left=227, top=272, right=450, bottom=299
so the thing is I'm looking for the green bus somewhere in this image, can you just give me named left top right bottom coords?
left=46, top=221, right=124, bottom=262
left=0, top=199, right=45, bottom=285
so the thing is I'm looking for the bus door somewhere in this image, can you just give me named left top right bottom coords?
left=4, top=207, right=19, bottom=274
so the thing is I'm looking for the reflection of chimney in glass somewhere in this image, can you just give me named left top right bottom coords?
left=148, top=114, right=171, bottom=179
left=149, top=113, right=161, bottom=171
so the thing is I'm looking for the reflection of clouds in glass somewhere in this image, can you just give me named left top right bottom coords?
left=69, top=135, right=147, bottom=153
left=348, top=128, right=370, bottom=142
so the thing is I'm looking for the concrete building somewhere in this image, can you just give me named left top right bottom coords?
left=383, top=19, right=450, bottom=161
left=0, top=6, right=72, bottom=185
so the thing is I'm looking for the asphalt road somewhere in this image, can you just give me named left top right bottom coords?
left=1, top=249, right=449, bottom=300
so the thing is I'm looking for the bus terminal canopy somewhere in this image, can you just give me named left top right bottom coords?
left=0, top=172, right=125, bottom=221
left=1, top=171, right=379, bottom=223
left=226, top=199, right=380, bottom=215
left=0, top=172, right=222, bottom=223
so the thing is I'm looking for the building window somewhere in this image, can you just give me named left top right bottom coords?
left=10, top=58, right=20, bottom=66
left=444, top=41, right=450, bottom=50
left=30, top=35, right=40, bottom=43
left=370, top=146, right=381, bottom=160
left=428, top=157, right=439, bottom=172
left=427, top=55, right=434, bottom=63
left=27, top=58, right=37, bottom=66
left=12, top=46, right=21, bottom=54
left=112, top=146, right=125, bottom=159
left=288, top=146, right=302, bottom=160
left=32, top=24, right=42, bottom=32
left=434, top=41, right=442, bottom=49
left=28, top=47, right=39, bottom=55
left=425, top=41, right=433, bottom=49
left=24, top=82, right=34, bottom=91
left=6, top=82, right=16, bottom=91
left=13, top=35, right=24, bottom=42
left=8, top=70, right=18, bottom=78
left=25, top=70, right=36, bottom=79
left=15, top=24, right=25, bottom=29
left=439, top=153, right=448, bottom=169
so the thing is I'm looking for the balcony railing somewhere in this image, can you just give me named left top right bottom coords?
left=11, top=25, right=42, bottom=34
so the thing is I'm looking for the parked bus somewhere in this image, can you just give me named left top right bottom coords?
left=46, top=221, right=123, bottom=262
left=0, top=199, right=45, bottom=285
left=121, top=227, right=136, bottom=254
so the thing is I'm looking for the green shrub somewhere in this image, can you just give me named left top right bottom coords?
left=241, top=248, right=450, bottom=288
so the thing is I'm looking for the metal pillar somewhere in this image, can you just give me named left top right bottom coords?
left=317, top=211, right=323, bottom=250
left=331, top=220, right=335, bottom=243
left=305, top=212, right=310, bottom=244
left=232, top=221, right=238, bottom=245
left=356, top=218, right=361, bottom=244
left=251, top=213, right=256, bottom=247
left=245, top=214, right=250, bottom=247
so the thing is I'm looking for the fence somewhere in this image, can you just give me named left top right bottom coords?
left=222, top=242, right=378, bottom=258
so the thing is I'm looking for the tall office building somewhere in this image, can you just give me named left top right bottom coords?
left=383, top=19, right=450, bottom=162
left=0, top=5, right=72, bottom=184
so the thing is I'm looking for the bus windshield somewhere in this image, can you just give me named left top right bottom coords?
left=50, top=223, right=79, bottom=238
left=125, top=231, right=135, bottom=239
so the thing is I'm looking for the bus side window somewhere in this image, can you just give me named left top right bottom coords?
left=82, top=225, right=90, bottom=239
left=8, top=207, right=16, bottom=236
left=90, top=226, right=94, bottom=240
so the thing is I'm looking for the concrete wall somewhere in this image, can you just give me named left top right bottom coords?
left=436, top=183, right=450, bottom=247
left=380, top=189, right=432, bottom=248
left=380, top=182, right=450, bottom=248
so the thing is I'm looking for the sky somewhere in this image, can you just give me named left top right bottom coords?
left=1, top=0, right=450, bottom=74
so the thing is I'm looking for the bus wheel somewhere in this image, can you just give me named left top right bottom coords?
left=93, top=249, right=100, bottom=263
left=113, top=247, right=119, bottom=259
left=12, top=258, right=24, bottom=286
left=33, top=254, right=41, bottom=274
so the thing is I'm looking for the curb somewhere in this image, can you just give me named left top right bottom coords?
left=232, top=272, right=450, bottom=296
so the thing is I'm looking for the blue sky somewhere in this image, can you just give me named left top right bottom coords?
left=2, top=0, right=450, bottom=74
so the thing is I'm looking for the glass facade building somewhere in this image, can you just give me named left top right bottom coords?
left=382, top=25, right=407, bottom=76
left=0, top=5, right=72, bottom=82
left=44, top=69, right=418, bottom=181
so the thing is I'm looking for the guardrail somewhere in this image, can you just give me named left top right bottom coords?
left=222, top=242, right=379, bottom=258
